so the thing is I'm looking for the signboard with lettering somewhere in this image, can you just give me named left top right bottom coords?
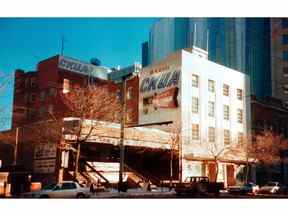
left=33, top=159, right=56, bottom=174
left=34, top=144, right=57, bottom=160
left=139, top=63, right=181, bottom=125
left=58, top=56, right=108, bottom=80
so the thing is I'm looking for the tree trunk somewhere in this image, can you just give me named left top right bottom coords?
left=214, top=160, right=218, bottom=182
left=74, top=141, right=81, bottom=179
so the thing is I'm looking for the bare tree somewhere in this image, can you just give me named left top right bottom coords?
left=60, top=85, right=121, bottom=178
left=203, top=135, right=243, bottom=183
left=247, top=130, right=288, bottom=182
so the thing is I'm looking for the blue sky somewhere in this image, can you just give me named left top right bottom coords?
left=0, top=18, right=156, bottom=130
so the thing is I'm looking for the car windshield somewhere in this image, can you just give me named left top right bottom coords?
left=43, top=183, right=57, bottom=190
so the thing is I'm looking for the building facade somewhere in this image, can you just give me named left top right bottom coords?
left=142, top=18, right=271, bottom=98
left=12, top=55, right=114, bottom=128
left=139, top=47, right=251, bottom=186
left=271, top=18, right=288, bottom=105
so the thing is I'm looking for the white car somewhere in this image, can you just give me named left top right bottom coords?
left=259, top=182, right=282, bottom=194
left=22, top=181, right=90, bottom=198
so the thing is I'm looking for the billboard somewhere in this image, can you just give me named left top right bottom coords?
left=58, top=56, right=108, bottom=80
left=139, top=63, right=181, bottom=125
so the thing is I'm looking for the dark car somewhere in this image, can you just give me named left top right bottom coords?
left=175, top=176, right=224, bottom=196
left=228, top=182, right=259, bottom=195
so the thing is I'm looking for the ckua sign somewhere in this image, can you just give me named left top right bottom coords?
left=139, top=64, right=181, bottom=125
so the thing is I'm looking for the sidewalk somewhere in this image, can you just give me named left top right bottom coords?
left=90, top=188, right=176, bottom=198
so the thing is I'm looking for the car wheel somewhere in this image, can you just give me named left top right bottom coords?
left=76, top=193, right=85, bottom=198
left=40, top=195, right=49, bottom=198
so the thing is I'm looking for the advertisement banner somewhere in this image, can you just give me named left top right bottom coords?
left=139, top=64, right=181, bottom=125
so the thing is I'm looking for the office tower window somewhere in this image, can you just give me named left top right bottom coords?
left=283, top=67, right=288, bottom=77
left=208, top=101, right=215, bottom=117
left=237, top=109, right=243, bottom=123
left=238, top=132, right=244, bottom=146
left=192, top=97, right=199, bottom=113
left=223, top=105, right=230, bottom=120
left=192, top=124, right=199, bottom=140
left=127, top=87, right=133, bottom=100
left=237, top=89, right=243, bottom=100
left=283, top=35, right=288, bottom=45
left=282, top=19, right=288, bottom=28
left=63, top=79, right=70, bottom=94
left=192, top=74, right=199, bottom=87
left=208, top=80, right=215, bottom=92
left=283, top=51, right=288, bottom=62
left=208, top=127, right=215, bottom=142
left=223, top=84, right=229, bottom=96
left=224, top=130, right=230, bottom=145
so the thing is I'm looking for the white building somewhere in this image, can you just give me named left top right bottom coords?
left=138, top=47, right=251, bottom=186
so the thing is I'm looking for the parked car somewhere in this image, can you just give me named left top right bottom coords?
left=258, top=181, right=287, bottom=194
left=175, top=176, right=224, bottom=196
left=21, top=181, right=90, bottom=198
left=228, top=182, right=259, bottom=195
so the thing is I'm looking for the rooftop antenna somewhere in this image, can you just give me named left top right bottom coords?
left=61, top=36, right=67, bottom=56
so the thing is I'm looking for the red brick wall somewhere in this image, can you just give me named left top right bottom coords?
left=126, top=76, right=139, bottom=126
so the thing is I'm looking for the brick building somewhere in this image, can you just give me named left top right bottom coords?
left=12, top=55, right=117, bottom=127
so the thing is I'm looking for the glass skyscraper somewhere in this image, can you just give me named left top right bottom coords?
left=142, top=18, right=271, bottom=98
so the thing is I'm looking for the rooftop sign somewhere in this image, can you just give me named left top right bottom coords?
left=58, top=56, right=108, bottom=80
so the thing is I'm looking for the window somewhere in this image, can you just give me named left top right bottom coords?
left=223, top=105, right=230, bottom=120
left=48, top=105, right=54, bottom=114
left=192, top=74, right=199, bottom=87
left=24, top=93, right=29, bottom=103
left=63, top=79, right=70, bottom=94
left=208, top=127, right=215, bottom=142
left=282, top=18, right=288, bottom=28
left=30, top=77, right=37, bottom=88
left=283, top=67, right=288, bottom=77
left=237, top=89, right=243, bottom=100
left=39, top=106, right=45, bottom=116
left=208, top=101, right=215, bottom=117
left=238, top=132, right=244, bottom=146
left=49, top=88, right=56, bottom=97
left=126, top=109, right=133, bottom=123
left=61, top=182, right=77, bottom=190
left=40, top=91, right=45, bottom=102
left=127, top=87, right=133, bottom=100
left=25, top=78, right=30, bottom=88
left=208, top=80, right=215, bottom=92
left=283, top=51, right=288, bottom=62
left=223, top=84, right=229, bottom=96
left=224, top=130, right=230, bottom=145
left=30, top=93, right=36, bottom=103
left=283, top=35, right=288, bottom=45
left=237, top=109, right=243, bottom=123
left=192, top=97, right=199, bottom=113
left=192, top=124, right=199, bottom=140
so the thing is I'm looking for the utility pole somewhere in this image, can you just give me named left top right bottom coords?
left=118, top=76, right=127, bottom=192
left=13, top=127, right=19, bottom=165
